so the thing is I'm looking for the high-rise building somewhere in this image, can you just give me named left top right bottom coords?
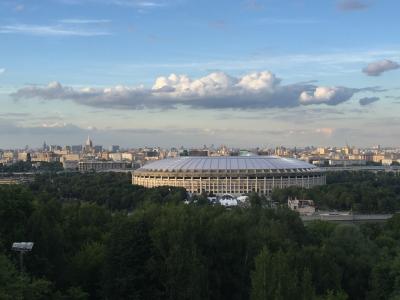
left=43, top=141, right=49, bottom=151
left=71, top=145, right=83, bottom=153
left=110, top=145, right=120, bottom=152
left=94, top=145, right=103, bottom=153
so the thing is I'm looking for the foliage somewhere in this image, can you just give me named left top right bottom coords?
left=272, top=171, right=400, bottom=213
left=0, top=172, right=400, bottom=299
left=0, top=161, right=63, bottom=173
left=29, top=172, right=187, bottom=211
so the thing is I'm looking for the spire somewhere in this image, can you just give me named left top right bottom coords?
left=85, top=135, right=93, bottom=147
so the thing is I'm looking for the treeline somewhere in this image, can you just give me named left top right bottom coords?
left=272, top=171, right=400, bottom=213
left=30, top=172, right=187, bottom=211
left=0, top=161, right=63, bottom=173
left=30, top=171, right=400, bottom=213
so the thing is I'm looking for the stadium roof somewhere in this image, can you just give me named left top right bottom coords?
left=138, top=156, right=317, bottom=172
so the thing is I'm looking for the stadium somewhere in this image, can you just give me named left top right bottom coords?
left=132, top=156, right=325, bottom=196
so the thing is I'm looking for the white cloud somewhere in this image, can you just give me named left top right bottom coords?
left=59, top=19, right=111, bottom=24
left=362, top=59, right=400, bottom=76
left=237, top=71, right=280, bottom=91
left=0, top=68, right=5, bottom=75
left=12, top=70, right=362, bottom=110
left=98, top=49, right=400, bottom=79
left=41, top=122, right=68, bottom=128
left=0, top=24, right=110, bottom=36
left=299, top=87, right=354, bottom=105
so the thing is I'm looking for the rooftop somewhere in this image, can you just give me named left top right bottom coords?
left=138, top=156, right=317, bottom=172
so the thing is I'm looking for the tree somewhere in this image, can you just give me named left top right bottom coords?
left=301, top=268, right=316, bottom=300
left=104, top=215, right=162, bottom=299
left=251, top=247, right=299, bottom=300
left=26, top=198, right=66, bottom=286
left=0, top=186, right=34, bottom=248
left=0, top=253, right=53, bottom=300
left=67, top=242, right=105, bottom=299
left=0, top=253, right=23, bottom=300
left=322, top=290, right=348, bottom=300
left=324, top=225, right=374, bottom=300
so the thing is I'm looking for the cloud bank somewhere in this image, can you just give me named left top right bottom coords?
left=362, top=59, right=400, bottom=76
left=0, top=119, right=348, bottom=148
left=12, top=71, right=363, bottom=110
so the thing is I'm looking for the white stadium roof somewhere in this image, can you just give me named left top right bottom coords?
left=139, top=156, right=316, bottom=172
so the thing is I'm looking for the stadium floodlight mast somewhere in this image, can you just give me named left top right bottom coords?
left=11, top=242, right=34, bottom=274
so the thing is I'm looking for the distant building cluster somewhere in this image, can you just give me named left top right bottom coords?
left=0, top=137, right=138, bottom=172
left=1, top=140, right=400, bottom=174
left=296, top=145, right=400, bottom=167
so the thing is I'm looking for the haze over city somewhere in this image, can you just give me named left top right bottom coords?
left=1, top=0, right=399, bottom=148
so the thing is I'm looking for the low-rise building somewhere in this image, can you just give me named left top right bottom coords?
left=288, top=197, right=315, bottom=216
left=61, top=154, right=81, bottom=161
left=122, top=152, right=134, bottom=161
left=189, top=149, right=209, bottom=156
left=373, top=154, right=385, bottom=163
left=381, top=159, right=399, bottom=166
left=109, top=152, right=123, bottom=161
left=2, top=151, right=15, bottom=162
left=17, top=152, right=30, bottom=162
left=31, top=152, right=59, bottom=162
left=329, top=159, right=366, bottom=166
left=62, top=160, right=79, bottom=170
left=78, top=160, right=127, bottom=172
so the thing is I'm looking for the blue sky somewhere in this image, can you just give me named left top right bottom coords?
left=0, top=0, right=399, bottom=148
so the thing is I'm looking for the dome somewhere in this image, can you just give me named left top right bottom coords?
left=139, top=156, right=316, bottom=172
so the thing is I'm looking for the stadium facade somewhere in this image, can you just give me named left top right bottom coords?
left=132, top=156, right=325, bottom=196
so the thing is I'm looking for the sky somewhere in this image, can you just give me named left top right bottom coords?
left=0, top=0, right=400, bottom=149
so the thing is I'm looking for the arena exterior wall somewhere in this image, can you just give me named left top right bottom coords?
left=132, top=156, right=325, bottom=196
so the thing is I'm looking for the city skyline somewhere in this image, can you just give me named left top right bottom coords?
left=1, top=0, right=400, bottom=147
left=0, top=135, right=397, bottom=151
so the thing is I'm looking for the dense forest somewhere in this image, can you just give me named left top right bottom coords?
left=1, top=171, right=400, bottom=299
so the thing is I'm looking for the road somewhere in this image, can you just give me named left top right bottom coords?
left=301, top=213, right=394, bottom=223
left=320, top=165, right=400, bottom=173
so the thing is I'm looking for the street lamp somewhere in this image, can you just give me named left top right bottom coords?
left=11, top=242, right=34, bottom=274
